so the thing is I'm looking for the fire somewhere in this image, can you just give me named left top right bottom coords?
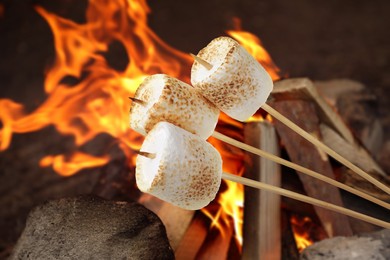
left=0, top=0, right=280, bottom=251
left=290, top=214, right=321, bottom=252
left=227, top=17, right=281, bottom=81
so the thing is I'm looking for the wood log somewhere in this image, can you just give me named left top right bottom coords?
left=242, top=121, right=281, bottom=260
left=272, top=78, right=385, bottom=176
left=315, top=79, right=384, bottom=155
left=175, top=213, right=208, bottom=259
left=138, top=193, right=195, bottom=250
left=195, top=217, right=234, bottom=260
left=272, top=78, right=354, bottom=144
left=320, top=124, right=389, bottom=195
left=270, top=99, right=353, bottom=237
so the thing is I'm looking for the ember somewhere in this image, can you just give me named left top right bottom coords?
left=290, top=214, right=328, bottom=252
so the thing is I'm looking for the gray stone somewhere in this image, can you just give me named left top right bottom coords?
left=10, top=196, right=174, bottom=260
left=300, top=229, right=390, bottom=260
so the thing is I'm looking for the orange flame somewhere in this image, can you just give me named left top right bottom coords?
left=0, top=0, right=281, bottom=250
left=227, top=17, right=281, bottom=81
left=290, top=215, right=315, bottom=252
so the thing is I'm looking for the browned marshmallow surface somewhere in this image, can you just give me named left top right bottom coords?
left=130, top=74, right=219, bottom=139
left=136, top=122, right=222, bottom=210
left=191, top=37, right=273, bottom=121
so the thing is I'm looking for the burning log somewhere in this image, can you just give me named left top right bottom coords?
left=242, top=121, right=281, bottom=259
left=175, top=213, right=208, bottom=259
left=281, top=211, right=300, bottom=260
left=195, top=221, right=234, bottom=259
left=320, top=124, right=390, bottom=200
left=270, top=99, right=353, bottom=237
left=138, top=194, right=195, bottom=250
left=273, top=78, right=385, bottom=176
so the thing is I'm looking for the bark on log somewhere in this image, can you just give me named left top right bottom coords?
left=272, top=78, right=386, bottom=176
left=272, top=78, right=354, bottom=144
left=270, top=100, right=353, bottom=237
left=138, top=193, right=195, bottom=250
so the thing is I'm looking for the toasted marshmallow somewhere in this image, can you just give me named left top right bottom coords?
left=129, top=74, right=219, bottom=139
left=191, top=36, right=273, bottom=121
left=136, top=122, right=222, bottom=210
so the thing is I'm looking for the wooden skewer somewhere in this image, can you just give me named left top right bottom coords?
left=212, top=131, right=390, bottom=210
left=129, top=97, right=147, bottom=105
left=222, top=172, right=390, bottom=229
left=130, top=95, right=389, bottom=209
left=190, top=54, right=390, bottom=195
left=261, top=104, right=390, bottom=195
left=135, top=150, right=156, bottom=159
left=190, top=53, right=213, bottom=70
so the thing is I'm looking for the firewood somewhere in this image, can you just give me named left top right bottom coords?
left=242, top=121, right=281, bottom=260
left=272, top=78, right=355, bottom=144
left=195, top=217, right=234, bottom=260
left=315, top=79, right=383, bottom=154
left=272, top=78, right=386, bottom=176
left=138, top=194, right=195, bottom=250
left=175, top=213, right=208, bottom=259
left=320, top=124, right=387, bottom=179
left=270, top=99, right=354, bottom=237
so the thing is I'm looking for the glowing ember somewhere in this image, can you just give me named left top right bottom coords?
left=0, top=0, right=280, bottom=250
left=290, top=214, right=327, bottom=252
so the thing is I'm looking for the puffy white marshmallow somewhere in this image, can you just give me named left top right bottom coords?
left=191, top=36, right=273, bottom=121
left=129, top=74, right=219, bottom=139
left=136, top=122, right=222, bottom=210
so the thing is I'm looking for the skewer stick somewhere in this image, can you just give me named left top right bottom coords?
left=222, top=172, right=390, bottom=229
left=190, top=53, right=213, bottom=70
left=261, top=104, right=390, bottom=195
left=212, top=131, right=390, bottom=209
left=129, top=97, right=147, bottom=106
left=135, top=150, right=156, bottom=159
left=129, top=96, right=390, bottom=209
left=190, top=53, right=390, bottom=195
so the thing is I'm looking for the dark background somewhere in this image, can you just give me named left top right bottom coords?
left=0, top=0, right=389, bottom=257
left=1, top=0, right=390, bottom=110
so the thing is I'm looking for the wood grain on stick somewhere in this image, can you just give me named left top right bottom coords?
left=222, top=172, right=390, bottom=229
left=270, top=100, right=352, bottom=236
left=212, top=131, right=390, bottom=210
left=261, top=103, right=390, bottom=195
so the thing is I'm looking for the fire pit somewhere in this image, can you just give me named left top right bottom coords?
left=1, top=0, right=389, bottom=259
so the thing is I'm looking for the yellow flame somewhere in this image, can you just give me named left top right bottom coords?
left=0, top=0, right=282, bottom=249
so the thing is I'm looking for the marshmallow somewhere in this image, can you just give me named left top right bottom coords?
left=129, top=74, right=219, bottom=139
left=191, top=36, right=273, bottom=121
left=136, top=122, right=222, bottom=210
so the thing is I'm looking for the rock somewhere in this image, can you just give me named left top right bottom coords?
left=300, top=229, right=390, bottom=260
left=10, top=196, right=174, bottom=260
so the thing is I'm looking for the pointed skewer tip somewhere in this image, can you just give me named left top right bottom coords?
left=136, top=150, right=156, bottom=159
left=129, top=97, right=146, bottom=106
left=190, top=53, right=213, bottom=70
